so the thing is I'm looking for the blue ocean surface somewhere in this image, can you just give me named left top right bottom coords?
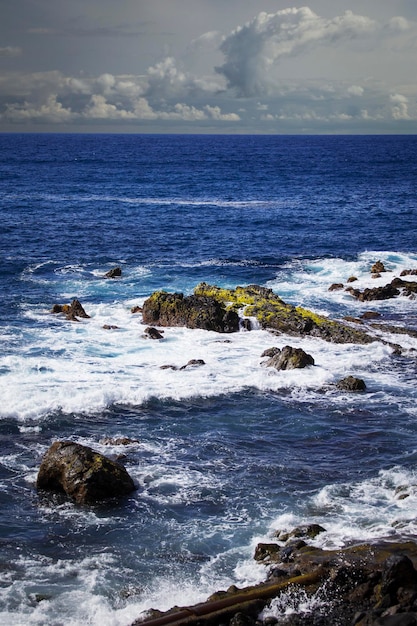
left=0, top=133, right=417, bottom=625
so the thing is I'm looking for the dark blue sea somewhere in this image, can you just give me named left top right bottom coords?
left=1, top=133, right=417, bottom=625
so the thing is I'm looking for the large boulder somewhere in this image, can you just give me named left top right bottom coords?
left=142, top=291, right=239, bottom=333
left=36, top=441, right=136, bottom=504
left=51, top=299, right=90, bottom=321
left=264, top=345, right=315, bottom=370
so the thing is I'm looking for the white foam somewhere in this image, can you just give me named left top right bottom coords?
left=1, top=293, right=414, bottom=422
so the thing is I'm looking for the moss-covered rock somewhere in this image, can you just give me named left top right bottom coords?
left=194, top=283, right=373, bottom=344
left=142, top=290, right=239, bottom=333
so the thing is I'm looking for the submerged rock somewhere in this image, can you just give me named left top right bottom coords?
left=36, top=441, right=136, bottom=504
left=104, top=266, right=122, bottom=278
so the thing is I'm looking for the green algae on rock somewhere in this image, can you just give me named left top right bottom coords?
left=194, top=283, right=374, bottom=344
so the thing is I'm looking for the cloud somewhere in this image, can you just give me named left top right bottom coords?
left=216, top=8, right=378, bottom=96
left=4, top=94, right=74, bottom=122
left=390, top=93, right=410, bottom=119
left=348, top=85, right=364, bottom=97
left=0, top=46, right=22, bottom=57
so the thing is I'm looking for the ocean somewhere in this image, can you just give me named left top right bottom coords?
left=0, top=133, right=417, bottom=625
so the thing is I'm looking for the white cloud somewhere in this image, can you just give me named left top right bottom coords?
left=216, top=8, right=377, bottom=96
left=390, top=93, right=410, bottom=119
left=4, top=94, right=74, bottom=122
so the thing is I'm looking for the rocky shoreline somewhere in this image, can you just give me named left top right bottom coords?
left=131, top=532, right=417, bottom=626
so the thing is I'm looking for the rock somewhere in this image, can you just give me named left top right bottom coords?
left=160, top=364, right=179, bottom=370
left=347, top=276, right=358, bottom=283
left=240, top=318, right=252, bottom=331
left=51, top=299, right=90, bottom=321
left=36, top=441, right=136, bottom=504
left=350, top=283, right=400, bottom=302
left=194, top=283, right=374, bottom=344
left=104, top=266, right=122, bottom=278
left=100, top=437, right=139, bottom=446
left=180, top=359, right=205, bottom=370
left=142, top=291, right=240, bottom=333
left=103, top=324, right=119, bottom=330
left=264, top=345, right=314, bottom=370
left=131, top=305, right=142, bottom=314
left=276, top=524, right=326, bottom=543
left=329, top=283, right=344, bottom=291
left=336, top=376, right=367, bottom=391
left=361, top=311, right=381, bottom=319
left=400, top=269, right=417, bottom=277
left=371, top=261, right=386, bottom=273
left=144, top=326, right=164, bottom=340
left=261, top=347, right=281, bottom=358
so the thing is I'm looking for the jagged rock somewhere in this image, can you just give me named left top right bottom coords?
left=337, top=376, right=367, bottom=391
left=131, top=305, right=142, bottom=314
left=142, top=291, right=239, bottom=333
left=371, top=260, right=386, bottom=273
left=144, top=326, right=164, bottom=340
left=51, top=299, right=90, bottom=321
left=329, top=283, right=344, bottom=291
left=264, top=345, right=314, bottom=370
left=104, top=266, right=122, bottom=278
left=36, top=441, right=136, bottom=504
left=160, top=364, right=178, bottom=370
left=347, top=276, right=358, bottom=283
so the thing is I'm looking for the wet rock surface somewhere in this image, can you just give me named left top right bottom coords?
left=36, top=441, right=136, bottom=504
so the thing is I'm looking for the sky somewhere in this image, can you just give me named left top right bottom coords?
left=0, top=0, right=416, bottom=134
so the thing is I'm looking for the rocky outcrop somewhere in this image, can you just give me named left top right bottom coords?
left=347, top=278, right=417, bottom=302
left=142, top=291, right=240, bottom=333
left=51, top=299, right=90, bottom=321
left=336, top=375, right=367, bottom=391
left=193, top=284, right=374, bottom=344
left=263, top=345, right=315, bottom=370
left=36, top=441, right=136, bottom=504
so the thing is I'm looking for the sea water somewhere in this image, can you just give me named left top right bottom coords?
left=0, top=133, right=417, bottom=625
